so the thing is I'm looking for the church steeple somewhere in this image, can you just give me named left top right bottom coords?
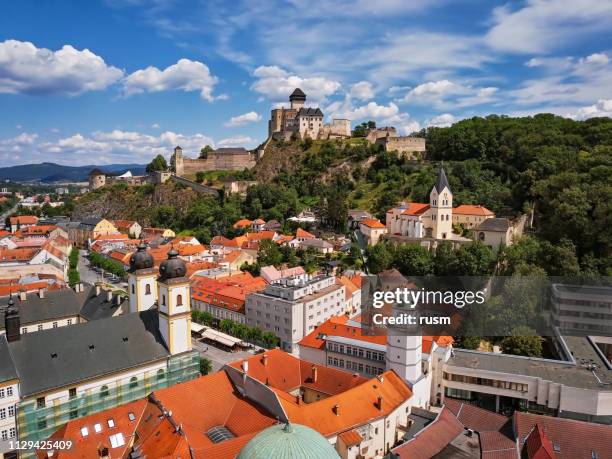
left=128, top=239, right=157, bottom=313
left=430, top=163, right=453, bottom=239
left=434, top=164, right=451, bottom=194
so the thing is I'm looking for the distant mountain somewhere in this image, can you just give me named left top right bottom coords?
left=0, top=162, right=147, bottom=183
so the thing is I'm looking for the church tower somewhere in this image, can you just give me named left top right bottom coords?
left=157, top=248, right=192, bottom=355
left=128, top=239, right=157, bottom=313
left=289, top=88, right=306, bottom=110
left=430, top=165, right=453, bottom=239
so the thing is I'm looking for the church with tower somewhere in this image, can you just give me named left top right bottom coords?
left=0, top=244, right=199, bottom=454
left=386, top=165, right=494, bottom=244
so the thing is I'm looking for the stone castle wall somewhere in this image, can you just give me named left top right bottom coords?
left=376, top=136, right=426, bottom=159
left=176, top=152, right=256, bottom=176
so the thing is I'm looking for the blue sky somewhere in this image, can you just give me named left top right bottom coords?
left=1, top=0, right=611, bottom=166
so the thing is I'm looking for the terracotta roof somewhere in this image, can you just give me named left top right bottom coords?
left=93, top=233, right=128, bottom=241
left=39, top=398, right=147, bottom=458
left=443, top=398, right=510, bottom=432
left=253, top=218, right=265, bottom=224
left=178, top=243, right=205, bottom=256
left=337, top=275, right=360, bottom=300
left=245, top=230, right=276, bottom=241
left=453, top=204, right=495, bottom=216
left=9, top=215, right=38, bottom=225
left=0, top=281, right=51, bottom=297
left=0, top=247, right=39, bottom=262
left=360, top=218, right=386, bottom=229
left=296, top=227, right=315, bottom=239
left=338, top=429, right=363, bottom=447
left=399, top=203, right=430, bottom=216
left=392, top=407, right=464, bottom=459
left=233, top=218, right=252, bottom=229
left=229, top=349, right=367, bottom=396
left=514, top=411, right=612, bottom=459
left=279, top=370, right=412, bottom=436
left=110, top=219, right=138, bottom=231
left=20, top=225, right=58, bottom=236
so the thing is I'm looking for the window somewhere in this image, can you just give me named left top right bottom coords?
left=94, top=423, right=102, bottom=433
left=145, top=284, right=151, bottom=295
left=132, top=284, right=135, bottom=294
left=127, top=412, right=136, bottom=422
left=0, top=388, right=4, bottom=398
left=67, top=319, right=72, bottom=325
left=157, top=369, right=165, bottom=380
left=129, top=377, right=138, bottom=388
left=80, top=426, right=89, bottom=437
left=8, top=405, right=15, bottom=417
left=1, top=430, right=7, bottom=441
left=53, top=322, right=58, bottom=328
left=69, top=388, right=77, bottom=398
left=22, top=328, right=27, bottom=334
left=100, top=385, right=109, bottom=398
left=109, top=433, right=125, bottom=448
left=6, top=387, right=13, bottom=398
left=38, top=324, right=43, bottom=331
left=0, top=408, right=6, bottom=420
left=36, top=397, right=45, bottom=409
left=162, top=294, right=166, bottom=306
left=107, top=418, right=115, bottom=428
left=177, top=294, right=183, bottom=306
left=9, top=427, right=15, bottom=439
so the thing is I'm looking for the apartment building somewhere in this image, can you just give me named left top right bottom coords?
left=245, top=274, right=345, bottom=352
left=551, top=283, right=612, bottom=336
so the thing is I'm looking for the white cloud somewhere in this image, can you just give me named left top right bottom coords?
left=250, top=65, right=340, bottom=102
left=217, top=135, right=258, bottom=148
left=573, top=99, right=612, bottom=120
left=151, top=123, right=160, bottom=129
left=0, top=39, right=123, bottom=95
left=0, top=133, right=39, bottom=154
left=123, top=58, right=218, bottom=100
left=349, top=81, right=375, bottom=100
left=400, top=79, right=498, bottom=108
left=486, top=1, right=612, bottom=54
left=580, top=53, right=609, bottom=66
left=329, top=100, right=419, bottom=134
left=224, top=111, right=262, bottom=127
left=427, top=113, right=456, bottom=128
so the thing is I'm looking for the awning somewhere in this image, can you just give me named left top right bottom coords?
left=200, top=328, right=243, bottom=347
left=191, top=322, right=206, bottom=334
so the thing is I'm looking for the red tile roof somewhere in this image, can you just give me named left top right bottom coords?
left=400, top=203, right=430, bottom=216
left=514, top=411, right=612, bottom=459
left=453, top=204, right=495, bottom=216
left=524, top=424, right=554, bottom=459
left=233, top=218, right=252, bottom=229
left=444, top=398, right=510, bottom=432
left=296, top=227, right=315, bottom=239
left=0, top=247, right=39, bottom=262
left=10, top=215, right=38, bottom=225
left=360, top=218, right=386, bottom=229
left=392, top=407, right=465, bottom=459
left=338, top=429, right=363, bottom=447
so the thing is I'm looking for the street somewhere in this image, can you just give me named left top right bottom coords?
left=77, top=249, right=125, bottom=289
left=191, top=338, right=255, bottom=373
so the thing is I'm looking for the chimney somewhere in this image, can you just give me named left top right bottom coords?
left=262, top=354, right=268, bottom=366
left=38, top=288, right=45, bottom=299
left=18, top=290, right=26, bottom=301
left=333, top=404, right=340, bottom=416
left=311, top=365, right=318, bottom=383
left=376, top=395, right=383, bottom=411
left=241, top=360, right=249, bottom=373
left=95, top=285, right=101, bottom=296
left=97, top=445, right=109, bottom=458
left=106, top=290, right=113, bottom=303
left=5, top=297, right=20, bottom=342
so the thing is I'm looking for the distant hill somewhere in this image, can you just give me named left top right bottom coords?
left=0, top=162, right=147, bottom=183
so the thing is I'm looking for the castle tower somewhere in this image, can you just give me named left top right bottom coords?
left=430, top=165, right=453, bottom=239
left=173, top=146, right=184, bottom=177
left=289, top=88, right=306, bottom=110
left=128, top=239, right=157, bottom=313
left=88, top=169, right=106, bottom=190
left=157, top=248, right=192, bottom=355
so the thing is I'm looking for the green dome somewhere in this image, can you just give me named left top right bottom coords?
left=238, top=423, right=339, bottom=459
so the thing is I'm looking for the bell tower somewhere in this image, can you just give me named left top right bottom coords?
left=430, top=165, right=453, bottom=239
left=157, top=248, right=192, bottom=355
left=289, top=88, right=306, bottom=110
left=128, top=239, right=157, bottom=313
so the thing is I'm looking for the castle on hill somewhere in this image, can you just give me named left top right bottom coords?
left=268, top=88, right=351, bottom=140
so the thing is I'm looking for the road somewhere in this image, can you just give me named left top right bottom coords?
left=191, top=338, right=255, bottom=373
left=0, top=204, right=19, bottom=224
left=77, top=249, right=125, bottom=289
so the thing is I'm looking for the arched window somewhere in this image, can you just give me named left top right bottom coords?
left=162, top=295, right=166, bottom=306
left=157, top=369, right=165, bottom=380
left=479, top=232, right=486, bottom=242
left=145, top=284, right=151, bottom=295
left=131, top=284, right=135, bottom=294
left=100, top=385, right=109, bottom=398
left=177, top=294, right=183, bottom=306
left=129, top=377, right=138, bottom=388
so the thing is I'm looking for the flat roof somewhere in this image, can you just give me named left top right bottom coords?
left=447, top=335, right=612, bottom=390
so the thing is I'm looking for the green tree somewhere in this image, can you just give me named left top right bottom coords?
left=366, top=243, right=394, bottom=274
left=257, top=239, right=284, bottom=267
left=501, top=328, right=542, bottom=357
left=453, top=242, right=494, bottom=276
left=394, top=244, right=434, bottom=276
left=199, top=145, right=213, bottom=159
left=146, top=154, right=168, bottom=173
left=199, top=357, right=212, bottom=375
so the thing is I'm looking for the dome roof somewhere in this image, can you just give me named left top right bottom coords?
left=129, top=240, right=154, bottom=272
left=158, top=247, right=187, bottom=281
left=238, top=423, right=339, bottom=459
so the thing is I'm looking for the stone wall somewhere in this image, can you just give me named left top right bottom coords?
left=175, top=151, right=257, bottom=176
left=377, top=136, right=426, bottom=159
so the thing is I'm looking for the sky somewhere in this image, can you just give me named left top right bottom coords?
left=1, top=0, right=611, bottom=166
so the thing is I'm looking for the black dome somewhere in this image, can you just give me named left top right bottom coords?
left=158, top=248, right=186, bottom=281
left=129, top=240, right=154, bottom=272
left=289, top=88, right=306, bottom=101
